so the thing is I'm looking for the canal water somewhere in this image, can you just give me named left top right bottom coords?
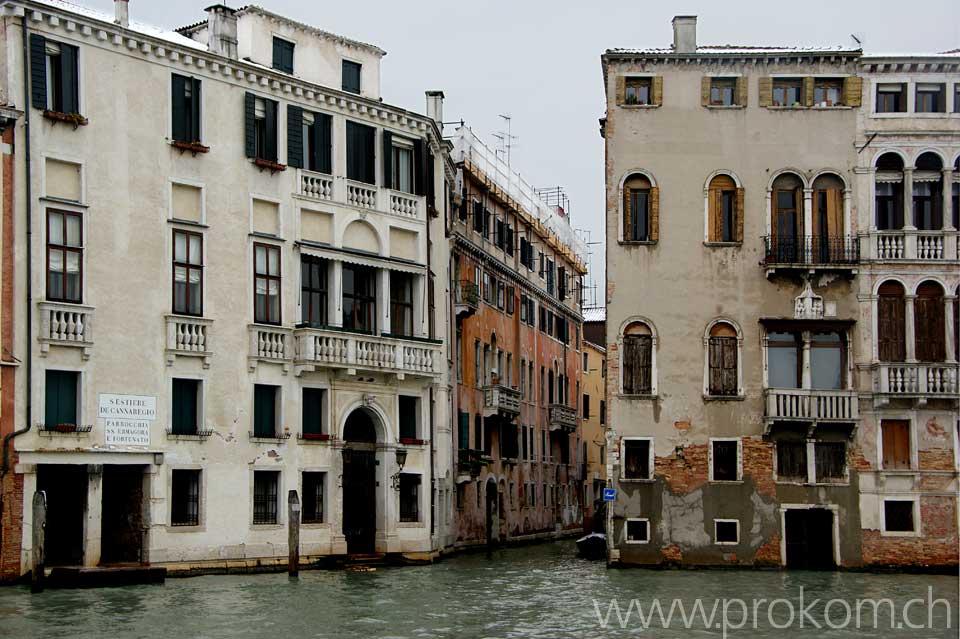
left=0, top=542, right=956, bottom=638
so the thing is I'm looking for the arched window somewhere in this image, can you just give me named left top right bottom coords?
left=811, top=173, right=845, bottom=263
left=913, top=153, right=944, bottom=231
left=875, top=153, right=904, bottom=230
left=707, top=174, right=743, bottom=243
left=622, top=321, right=654, bottom=395
left=707, top=322, right=739, bottom=396
left=622, top=173, right=659, bottom=243
left=877, top=281, right=906, bottom=362
left=915, top=281, right=945, bottom=362
left=770, top=173, right=804, bottom=262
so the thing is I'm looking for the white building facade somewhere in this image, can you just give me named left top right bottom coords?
left=1, top=0, right=453, bottom=573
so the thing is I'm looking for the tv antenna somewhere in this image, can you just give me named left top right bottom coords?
left=492, top=114, right=518, bottom=168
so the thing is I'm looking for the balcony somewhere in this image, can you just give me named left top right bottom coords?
left=763, top=388, right=859, bottom=424
left=548, top=404, right=578, bottom=432
left=297, top=169, right=425, bottom=221
left=248, top=324, right=293, bottom=373
left=294, top=327, right=441, bottom=378
left=165, top=315, right=212, bottom=368
left=874, top=363, right=959, bottom=405
left=483, top=383, right=521, bottom=417
left=457, top=448, right=483, bottom=478
left=454, top=280, right=479, bottom=319
left=762, top=235, right=859, bottom=276
left=866, top=230, right=958, bottom=262
left=38, top=301, right=94, bottom=359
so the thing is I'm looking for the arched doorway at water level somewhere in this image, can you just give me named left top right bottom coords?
left=342, top=407, right=380, bottom=555
left=485, top=476, right=499, bottom=547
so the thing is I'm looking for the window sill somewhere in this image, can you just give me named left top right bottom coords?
left=619, top=240, right=657, bottom=246
left=42, top=110, right=88, bottom=127
left=250, top=523, right=283, bottom=530
left=618, top=393, right=657, bottom=400
left=810, top=105, right=852, bottom=110
left=252, top=158, right=287, bottom=173
left=298, top=433, right=331, bottom=443
left=620, top=104, right=659, bottom=109
left=624, top=539, right=651, bottom=544
left=166, top=430, right=214, bottom=441
left=169, top=140, right=210, bottom=155
left=703, top=241, right=742, bottom=248
left=705, top=105, right=744, bottom=110
left=397, top=521, right=425, bottom=528
left=38, top=424, right=93, bottom=436
left=703, top=394, right=745, bottom=402
left=619, top=477, right=655, bottom=483
left=709, top=479, right=744, bottom=485
left=399, top=437, right=426, bottom=446
left=249, top=432, right=292, bottom=443
left=166, top=524, right=205, bottom=533
left=168, top=218, right=209, bottom=229
left=880, top=530, right=920, bottom=538
left=301, top=522, right=329, bottom=529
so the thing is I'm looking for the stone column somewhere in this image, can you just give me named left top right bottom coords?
left=941, top=169, right=953, bottom=230
left=870, top=295, right=880, bottom=363
left=904, top=295, right=917, bottom=362
left=328, top=260, right=343, bottom=328
left=945, top=295, right=956, bottom=363
left=903, top=167, right=915, bottom=229
left=801, top=330, right=812, bottom=389
left=803, top=188, right=814, bottom=262
left=332, top=117, right=348, bottom=202
left=84, top=465, right=103, bottom=567
left=843, top=188, right=852, bottom=238
left=379, top=268, right=391, bottom=334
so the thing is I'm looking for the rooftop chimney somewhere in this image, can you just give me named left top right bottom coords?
left=114, top=0, right=128, bottom=28
left=425, top=90, right=444, bottom=126
left=672, top=15, right=697, bottom=54
left=205, top=4, right=238, bottom=60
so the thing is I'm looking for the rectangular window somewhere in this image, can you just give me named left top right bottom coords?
left=622, top=335, right=652, bottom=395
left=708, top=335, right=738, bottom=396
left=881, top=420, right=911, bottom=470
left=391, top=143, right=415, bottom=194
left=883, top=500, right=915, bottom=533
left=710, top=77, right=736, bottom=106
left=714, top=520, right=739, bottom=544
left=342, top=60, right=362, bottom=94
left=44, top=369, right=78, bottom=430
left=272, top=37, right=294, bottom=74
left=253, top=96, right=279, bottom=162
left=956, top=84, right=960, bottom=113
left=624, top=77, right=651, bottom=105
left=767, top=332, right=800, bottom=388
left=772, top=78, right=803, bottom=107
left=876, top=83, right=906, bottom=113
left=171, top=469, right=201, bottom=526
left=629, top=190, right=649, bottom=241
left=346, top=121, right=376, bottom=184
left=171, top=378, right=200, bottom=435
left=301, top=387, right=325, bottom=437
left=496, top=281, right=505, bottom=310
left=720, top=191, right=735, bottom=242
left=399, top=474, right=420, bottom=522
left=915, top=83, right=945, bottom=113
left=506, top=286, right=515, bottom=315
left=474, top=414, right=482, bottom=451
left=583, top=394, right=590, bottom=419
left=253, top=384, right=278, bottom=438
left=46, top=209, right=83, bottom=303
left=40, top=38, right=80, bottom=114
left=875, top=182, right=902, bottom=230
left=253, top=243, right=281, bottom=325
left=253, top=471, right=279, bottom=525
left=711, top=439, right=739, bottom=481
left=302, top=472, right=325, bottom=523
left=813, top=78, right=843, bottom=107
left=815, top=441, right=846, bottom=482
left=171, top=74, right=202, bottom=143
left=399, top=395, right=419, bottom=441
left=300, top=256, right=327, bottom=328
left=623, top=439, right=651, bottom=479
left=811, top=331, right=844, bottom=390
left=600, top=400, right=606, bottom=425
left=173, top=230, right=203, bottom=316
left=390, top=272, right=414, bottom=336
left=342, top=264, right=377, bottom=332
left=626, top=519, right=649, bottom=543
left=300, top=111, right=332, bottom=174
left=458, top=411, right=469, bottom=450
left=776, top=440, right=807, bottom=481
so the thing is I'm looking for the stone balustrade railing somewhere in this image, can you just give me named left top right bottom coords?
left=548, top=404, right=578, bottom=431
left=248, top=324, right=293, bottom=372
left=875, top=363, right=959, bottom=396
left=297, top=170, right=425, bottom=221
left=483, top=384, right=521, bottom=416
left=868, top=230, right=958, bottom=261
left=346, top=180, right=378, bottom=210
left=165, top=315, right=212, bottom=368
left=299, top=169, right=334, bottom=201
left=295, top=327, right=441, bottom=377
left=38, top=301, right=94, bottom=359
left=764, top=388, right=859, bottom=422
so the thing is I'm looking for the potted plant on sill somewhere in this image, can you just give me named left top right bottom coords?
left=302, top=432, right=330, bottom=441
left=171, top=139, right=210, bottom=155
left=43, top=110, right=88, bottom=129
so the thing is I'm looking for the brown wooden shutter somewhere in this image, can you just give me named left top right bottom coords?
left=721, top=337, right=737, bottom=394
left=758, top=77, right=772, bottom=107
left=701, top=77, right=711, bottom=106
left=882, top=421, right=910, bottom=469
left=843, top=76, right=863, bottom=107
left=812, top=190, right=823, bottom=245
left=735, top=187, right=745, bottom=242
left=803, top=77, right=814, bottom=106
left=795, top=187, right=804, bottom=237
left=915, top=287, right=945, bottom=362
left=637, top=336, right=652, bottom=393
left=708, top=338, right=722, bottom=393
left=623, top=336, right=639, bottom=393
left=649, top=186, right=660, bottom=241
left=877, top=289, right=906, bottom=362
left=652, top=76, right=663, bottom=106
left=736, top=76, right=747, bottom=106
left=622, top=186, right=632, bottom=241
left=615, top=76, right=626, bottom=106
left=709, top=188, right=721, bottom=241
left=828, top=188, right=843, bottom=238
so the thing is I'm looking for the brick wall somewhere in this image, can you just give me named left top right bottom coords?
left=862, top=496, right=959, bottom=568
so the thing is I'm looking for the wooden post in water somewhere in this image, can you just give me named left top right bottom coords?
left=288, top=489, right=300, bottom=576
left=31, top=491, right=46, bottom=593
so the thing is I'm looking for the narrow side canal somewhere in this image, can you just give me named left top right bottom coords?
left=0, top=541, right=956, bottom=638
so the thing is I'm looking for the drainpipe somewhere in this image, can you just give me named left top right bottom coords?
left=1, top=15, right=34, bottom=481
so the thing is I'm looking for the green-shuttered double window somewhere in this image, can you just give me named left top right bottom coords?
left=253, top=384, right=278, bottom=438
left=171, top=379, right=200, bottom=435
left=301, top=388, right=325, bottom=436
left=44, top=370, right=78, bottom=430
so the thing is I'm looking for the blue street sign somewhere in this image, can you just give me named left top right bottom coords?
left=603, top=488, right=616, bottom=502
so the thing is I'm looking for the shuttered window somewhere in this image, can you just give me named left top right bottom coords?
left=708, top=335, right=738, bottom=396
left=287, top=109, right=332, bottom=173
left=346, top=121, right=376, bottom=184
left=914, top=283, right=945, bottom=362
left=44, top=370, right=78, bottom=430
left=245, top=93, right=278, bottom=162
left=881, top=420, right=911, bottom=470
left=171, top=378, right=200, bottom=435
left=253, top=384, right=278, bottom=438
left=272, top=37, right=295, bottom=74
left=707, top=175, right=742, bottom=243
left=877, top=282, right=906, bottom=362
left=622, top=334, right=652, bottom=395
left=776, top=441, right=806, bottom=480
left=815, top=442, right=846, bottom=482
left=30, top=35, right=79, bottom=114
left=171, top=75, right=202, bottom=144
left=302, top=388, right=325, bottom=436
left=342, top=60, right=361, bottom=94
left=458, top=411, right=469, bottom=450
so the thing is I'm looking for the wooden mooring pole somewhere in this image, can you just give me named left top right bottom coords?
left=31, top=491, right=46, bottom=593
left=288, top=489, right=300, bottom=576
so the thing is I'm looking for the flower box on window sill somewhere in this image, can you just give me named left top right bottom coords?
left=170, top=140, right=210, bottom=155
left=620, top=240, right=657, bottom=246
left=166, top=428, right=214, bottom=440
left=299, top=432, right=330, bottom=442
left=40, top=423, right=93, bottom=434
left=43, top=110, right=88, bottom=128
left=249, top=431, right=292, bottom=442
left=702, top=394, right=745, bottom=402
left=252, top=158, right=287, bottom=173
left=399, top=437, right=425, bottom=446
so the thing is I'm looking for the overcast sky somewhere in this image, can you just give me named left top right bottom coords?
left=87, top=0, right=958, bottom=304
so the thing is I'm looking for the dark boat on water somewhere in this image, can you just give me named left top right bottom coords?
left=576, top=533, right=607, bottom=560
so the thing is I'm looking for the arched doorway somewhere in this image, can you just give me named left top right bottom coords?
left=484, top=477, right=499, bottom=547
left=342, top=408, right=379, bottom=555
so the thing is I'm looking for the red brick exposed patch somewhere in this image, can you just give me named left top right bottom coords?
left=918, top=449, right=955, bottom=472
left=754, top=534, right=782, bottom=566
left=862, top=496, right=959, bottom=568
left=661, top=543, right=682, bottom=565
left=654, top=443, right=708, bottom=494
left=742, top=437, right=776, bottom=498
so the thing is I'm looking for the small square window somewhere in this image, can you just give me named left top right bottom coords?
left=253, top=471, right=279, bottom=525
left=916, top=83, right=945, bottom=113
left=715, top=519, right=739, bottom=544
left=302, top=472, right=325, bottom=524
left=626, top=519, right=649, bottom=543
left=876, top=83, right=906, bottom=113
left=625, top=77, right=652, bottom=105
left=883, top=500, right=915, bottom=533
left=171, top=469, right=200, bottom=526
left=272, top=37, right=294, bottom=74
left=342, top=60, right=362, bottom=94
left=711, top=439, right=739, bottom=481
left=813, top=78, right=843, bottom=107
left=772, top=78, right=803, bottom=107
left=710, top=77, right=736, bottom=106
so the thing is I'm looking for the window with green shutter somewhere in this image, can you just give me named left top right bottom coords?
left=171, top=74, right=202, bottom=144
left=301, top=388, right=325, bottom=437
left=171, top=378, right=200, bottom=435
left=44, top=370, right=78, bottom=430
left=346, top=121, right=376, bottom=184
left=342, top=60, right=361, bottom=94
left=399, top=395, right=419, bottom=442
left=458, top=411, right=469, bottom=450
left=253, top=384, right=278, bottom=438
left=272, top=37, right=294, bottom=74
